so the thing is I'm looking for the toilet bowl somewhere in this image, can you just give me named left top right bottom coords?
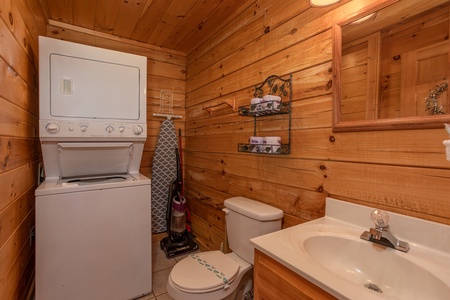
left=167, top=197, right=283, bottom=300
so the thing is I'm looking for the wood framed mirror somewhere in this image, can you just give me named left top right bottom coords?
left=332, top=0, right=450, bottom=132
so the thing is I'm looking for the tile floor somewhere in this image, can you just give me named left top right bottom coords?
left=137, top=233, right=200, bottom=300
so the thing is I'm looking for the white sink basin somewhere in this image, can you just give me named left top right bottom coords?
left=293, top=232, right=449, bottom=299
left=251, top=198, right=450, bottom=300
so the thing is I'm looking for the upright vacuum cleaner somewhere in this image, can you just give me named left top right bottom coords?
left=160, top=147, right=198, bottom=258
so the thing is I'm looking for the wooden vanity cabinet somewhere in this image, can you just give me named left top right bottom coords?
left=253, top=249, right=338, bottom=300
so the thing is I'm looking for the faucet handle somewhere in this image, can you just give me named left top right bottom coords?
left=371, top=209, right=390, bottom=228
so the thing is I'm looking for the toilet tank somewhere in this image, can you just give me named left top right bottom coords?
left=223, top=197, right=283, bottom=264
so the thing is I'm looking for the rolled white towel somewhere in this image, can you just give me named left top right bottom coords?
left=262, top=95, right=281, bottom=102
left=443, top=140, right=450, bottom=160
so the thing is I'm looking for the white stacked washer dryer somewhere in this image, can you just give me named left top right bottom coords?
left=35, top=36, right=152, bottom=300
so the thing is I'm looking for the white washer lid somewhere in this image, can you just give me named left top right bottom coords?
left=170, top=251, right=240, bottom=293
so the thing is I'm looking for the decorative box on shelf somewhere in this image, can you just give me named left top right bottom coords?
left=238, top=101, right=291, bottom=117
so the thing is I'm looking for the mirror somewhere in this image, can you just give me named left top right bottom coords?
left=333, top=0, right=450, bottom=132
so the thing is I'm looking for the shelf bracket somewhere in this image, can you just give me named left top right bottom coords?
left=203, top=97, right=235, bottom=115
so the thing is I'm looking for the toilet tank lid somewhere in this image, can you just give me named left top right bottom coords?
left=224, top=197, right=283, bottom=221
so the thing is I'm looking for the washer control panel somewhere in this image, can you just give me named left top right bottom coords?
left=40, top=120, right=146, bottom=140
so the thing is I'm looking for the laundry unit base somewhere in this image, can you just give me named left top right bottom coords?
left=35, top=178, right=152, bottom=300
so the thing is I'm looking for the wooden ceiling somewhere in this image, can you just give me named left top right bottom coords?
left=40, top=0, right=250, bottom=54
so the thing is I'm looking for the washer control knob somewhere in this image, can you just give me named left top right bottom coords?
left=46, top=123, right=60, bottom=134
left=106, top=126, right=114, bottom=133
left=119, top=126, right=125, bottom=133
left=133, top=125, right=144, bottom=135
left=80, top=125, right=88, bottom=132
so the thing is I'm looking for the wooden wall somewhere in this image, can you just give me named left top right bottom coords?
left=3, top=0, right=450, bottom=296
left=0, top=0, right=46, bottom=299
left=184, top=0, right=450, bottom=251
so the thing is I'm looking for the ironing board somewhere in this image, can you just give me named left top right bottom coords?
left=151, top=119, right=178, bottom=233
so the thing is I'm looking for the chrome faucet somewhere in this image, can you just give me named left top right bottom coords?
left=360, top=209, right=410, bottom=253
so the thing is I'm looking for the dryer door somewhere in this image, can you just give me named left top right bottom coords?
left=49, top=54, right=141, bottom=121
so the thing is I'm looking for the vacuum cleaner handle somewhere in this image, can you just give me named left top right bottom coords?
left=165, top=148, right=181, bottom=232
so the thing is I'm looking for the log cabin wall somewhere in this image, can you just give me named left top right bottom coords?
left=184, top=0, right=450, bottom=251
left=2, top=0, right=450, bottom=296
left=0, top=0, right=46, bottom=299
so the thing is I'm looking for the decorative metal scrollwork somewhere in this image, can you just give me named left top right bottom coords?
left=254, top=75, right=292, bottom=98
left=237, top=74, right=292, bottom=155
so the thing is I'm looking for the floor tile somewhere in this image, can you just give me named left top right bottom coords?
left=152, top=240, right=164, bottom=256
left=153, top=251, right=177, bottom=272
left=135, top=293, right=155, bottom=300
left=152, top=268, right=172, bottom=297
left=155, top=293, right=174, bottom=300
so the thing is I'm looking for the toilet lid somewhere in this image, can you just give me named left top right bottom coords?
left=170, top=251, right=240, bottom=293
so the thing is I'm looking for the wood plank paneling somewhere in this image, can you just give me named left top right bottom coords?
left=0, top=19, right=38, bottom=97
left=0, top=206, right=35, bottom=300
left=94, top=0, right=121, bottom=34
left=146, top=0, right=198, bottom=46
left=186, top=30, right=333, bottom=106
left=0, top=59, right=39, bottom=117
left=160, top=0, right=225, bottom=50
left=174, top=0, right=252, bottom=54
left=1, top=0, right=40, bottom=68
left=184, top=0, right=450, bottom=251
left=72, top=0, right=96, bottom=29
left=3, top=0, right=450, bottom=295
left=186, top=0, right=267, bottom=69
left=130, top=0, right=173, bottom=43
left=46, top=0, right=73, bottom=24
left=113, top=0, right=148, bottom=38
left=42, top=0, right=250, bottom=53
left=0, top=0, right=45, bottom=298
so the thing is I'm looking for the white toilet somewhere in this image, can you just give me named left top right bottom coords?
left=167, top=196, right=283, bottom=300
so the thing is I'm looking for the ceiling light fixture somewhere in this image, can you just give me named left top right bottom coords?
left=351, top=13, right=377, bottom=25
left=309, top=0, right=341, bottom=7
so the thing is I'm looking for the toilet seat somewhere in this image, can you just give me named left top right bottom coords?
left=170, top=251, right=240, bottom=293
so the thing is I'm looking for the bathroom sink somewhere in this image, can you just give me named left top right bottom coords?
left=251, top=198, right=450, bottom=300
left=290, top=231, right=449, bottom=299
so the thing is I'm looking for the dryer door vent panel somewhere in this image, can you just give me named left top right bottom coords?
left=50, top=54, right=141, bottom=120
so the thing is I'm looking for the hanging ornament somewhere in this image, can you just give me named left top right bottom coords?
left=425, top=82, right=448, bottom=115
